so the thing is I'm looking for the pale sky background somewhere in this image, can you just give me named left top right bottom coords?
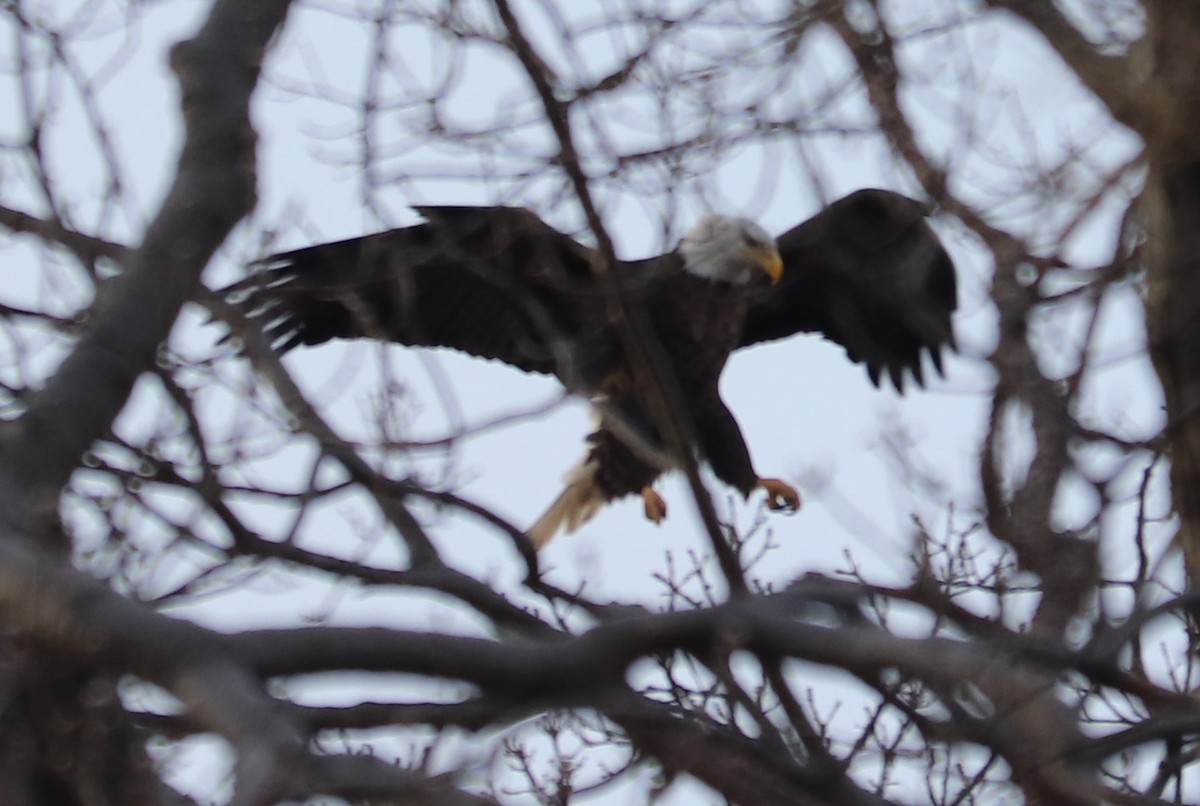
left=0, top=1, right=1182, bottom=802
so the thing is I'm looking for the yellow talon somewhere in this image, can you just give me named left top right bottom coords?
left=641, top=487, right=668, bottom=524
left=758, top=477, right=801, bottom=512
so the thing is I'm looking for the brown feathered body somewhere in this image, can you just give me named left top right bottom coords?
left=528, top=273, right=757, bottom=545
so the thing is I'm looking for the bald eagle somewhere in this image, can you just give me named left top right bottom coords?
left=228, top=189, right=956, bottom=547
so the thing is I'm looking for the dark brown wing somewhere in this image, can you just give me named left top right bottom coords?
left=739, top=189, right=957, bottom=390
left=225, top=206, right=618, bottom=379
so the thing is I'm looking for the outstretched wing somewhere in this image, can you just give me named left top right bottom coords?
left=739, top=189, right=957, bottom=390
left=225, top=206, right=615, bottom=377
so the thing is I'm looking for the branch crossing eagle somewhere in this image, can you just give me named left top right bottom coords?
left=227, top=189, right=956, bottom=548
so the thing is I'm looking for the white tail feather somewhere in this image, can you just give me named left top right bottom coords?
left=528, top=458, right=606, bottom=549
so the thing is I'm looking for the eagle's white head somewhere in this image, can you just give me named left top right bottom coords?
left=679, top=215, right=784, bottom=286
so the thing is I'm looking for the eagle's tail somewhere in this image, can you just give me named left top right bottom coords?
left=528, top=456, right=607, bottom=549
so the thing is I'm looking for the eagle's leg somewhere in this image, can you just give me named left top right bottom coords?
left=641, top=486, right=668, bottom=524
left=758, top=478, right=801, bottom=512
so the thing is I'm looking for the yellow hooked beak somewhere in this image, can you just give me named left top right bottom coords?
left=747, top=246, right=785, bottom=285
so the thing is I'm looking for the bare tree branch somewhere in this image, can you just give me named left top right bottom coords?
left=0, top=1, right=294, bottom=538
left=985, top=0, right=1148, bottom=131
left=492, top=0, right=750, bottom=594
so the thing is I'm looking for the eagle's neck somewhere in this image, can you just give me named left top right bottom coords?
left=680, top=250, right=745, bottom=286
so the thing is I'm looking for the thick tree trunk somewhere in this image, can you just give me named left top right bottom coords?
left=1008, top=1, right=1200, bottom=585
left=0, top=1, right=294, bottom=801
left=1144, top=162, right=1200, bottom=580
left=0, top=658, right=158, bottom=806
